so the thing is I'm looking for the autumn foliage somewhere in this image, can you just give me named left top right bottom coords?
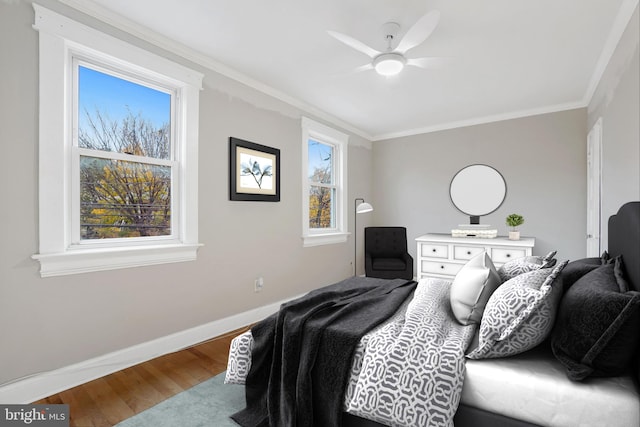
left=79, top=110, right=171, bottom=239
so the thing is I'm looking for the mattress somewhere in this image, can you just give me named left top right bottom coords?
left=462, top=343, right=640, bottom=427
left=227, top=309, right=640, bottom=427
left=228, top=328, right=640, bottom=427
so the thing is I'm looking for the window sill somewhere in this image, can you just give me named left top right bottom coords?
left=32, top=243, right=203, bottom=277
left=302, top=232, right=349, bottom=247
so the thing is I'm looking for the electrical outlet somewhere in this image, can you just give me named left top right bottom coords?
left=254, top=277, right=264, bottom=293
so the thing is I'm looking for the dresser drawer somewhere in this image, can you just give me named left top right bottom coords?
left=420, top=243, right=448, bottom=259
left=421, top=260, right=463, bottom=276
left=491, top=248, right=527, bottom=263
left=453, top=245, right=485, bottom=261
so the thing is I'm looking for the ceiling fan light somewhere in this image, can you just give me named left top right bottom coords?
left=373, top=53, right=406, bottom=76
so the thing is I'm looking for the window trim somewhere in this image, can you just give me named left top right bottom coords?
left=31, top=5, right=203, bottom=277
left=301, top=117, right=349, bottom=247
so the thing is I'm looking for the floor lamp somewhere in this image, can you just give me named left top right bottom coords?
left=354, top=198, right=374, bottom=276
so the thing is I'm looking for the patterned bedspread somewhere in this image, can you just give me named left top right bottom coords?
left=226, top=278, right=476, bottom=427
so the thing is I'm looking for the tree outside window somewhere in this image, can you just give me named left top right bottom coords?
left=77, top=65, right=174, bottom=241
left=308, top=139, right=335, bottom=229
left=301, top=116, right=348, bottom=247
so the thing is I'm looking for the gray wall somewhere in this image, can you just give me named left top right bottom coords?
left=0, top=1, right=372, bottom=386
left=1, top=0, right=637, bottom=391
left=372, top=109, right=588, bottom=264
left=588, top=6, right=640, bottom=248
left=371, top=5, right=639, bottom=276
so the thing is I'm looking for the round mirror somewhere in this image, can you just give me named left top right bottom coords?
left=449, top=164, right=506, bottom=221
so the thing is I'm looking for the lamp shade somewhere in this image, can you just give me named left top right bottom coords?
left=356, top=202, right=374, bottom=214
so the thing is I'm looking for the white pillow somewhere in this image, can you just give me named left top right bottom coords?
left=450, top=251, right=501, bottom=325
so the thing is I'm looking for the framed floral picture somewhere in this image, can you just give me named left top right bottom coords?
left=229, top=137, right=280, bottom=201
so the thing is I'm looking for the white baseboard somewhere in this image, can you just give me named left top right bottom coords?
left=0, top=296, right=297, bottom=404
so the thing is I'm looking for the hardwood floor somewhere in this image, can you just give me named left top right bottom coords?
left=34, top=326, right=251, bottom=427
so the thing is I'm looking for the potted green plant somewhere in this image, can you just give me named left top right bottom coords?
left=506, top=214, right=524, bottom=240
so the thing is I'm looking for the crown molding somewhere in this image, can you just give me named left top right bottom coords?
left=372, top=101, right=587, bottom=141
left=583, top=0, right=639, bottom=106
left=55, top=0, right=638, bottom=143
left=56, top=0, right=374, bottom=141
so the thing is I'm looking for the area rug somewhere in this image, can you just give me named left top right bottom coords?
left=114, top=372, right=244, bottom=427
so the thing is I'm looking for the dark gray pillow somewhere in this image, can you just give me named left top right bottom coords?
left=560, top=257, right=602, bottom=291
left=551, top=257, right=640, bottom=381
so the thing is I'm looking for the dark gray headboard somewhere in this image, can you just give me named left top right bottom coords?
left=608, top=201, right=640, bottom=291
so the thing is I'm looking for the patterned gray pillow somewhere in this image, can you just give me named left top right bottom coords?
left=497, top=250, right=557, bottom=282
left=224, top=330, right=253, bottom=384
left=467, top=260, right=568, bottom=359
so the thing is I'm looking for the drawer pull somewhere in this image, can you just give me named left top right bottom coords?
left=467, top=251, right=471, bottom=255
left=506, top=253, right=511, bottom=258
left=432, top=248, right=437, bottom=252
left=440, top=265, right=445, bottom=269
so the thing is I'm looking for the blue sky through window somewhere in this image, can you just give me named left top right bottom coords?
left=78, top=66, right=170, bottom=131
left=308, top=139, right=333, bottom=183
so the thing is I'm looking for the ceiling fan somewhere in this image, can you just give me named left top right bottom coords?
left=328, top=10, right=443, bottom=76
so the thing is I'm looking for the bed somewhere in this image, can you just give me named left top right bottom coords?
left=226, top=201, right=640, bottom=427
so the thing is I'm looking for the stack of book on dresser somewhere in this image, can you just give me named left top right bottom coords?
left=451, top=224, right=498, bottom=238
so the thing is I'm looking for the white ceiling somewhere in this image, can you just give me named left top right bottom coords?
left=63, top=0, right=637, bottom=140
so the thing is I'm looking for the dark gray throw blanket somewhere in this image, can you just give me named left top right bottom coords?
left=231, top=276, right=417, bottom=427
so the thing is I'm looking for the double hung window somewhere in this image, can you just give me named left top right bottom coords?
left=75, top=63, right=175, bottom=242
left=32, top=5, right=203, bottom=277
left=301, top=117, right=349, bottom=247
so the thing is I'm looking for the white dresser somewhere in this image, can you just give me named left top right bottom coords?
left=415, top=233, right=535, bottom=280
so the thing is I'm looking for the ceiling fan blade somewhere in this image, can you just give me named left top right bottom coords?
left=406, top=56, right=449, bottom=69
left=329, top=63, right=373, bottom=79
left=353, top=63, right=374, bottom=73
left=395, top=10, right=440, bottom=54
left=327, top=30, right=381, bottom=58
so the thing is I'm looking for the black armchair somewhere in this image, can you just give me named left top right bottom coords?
left=364, top=227, right=414, bottom=280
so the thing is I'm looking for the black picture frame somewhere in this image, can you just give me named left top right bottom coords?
left=229, top=137, right=280, bottom=202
